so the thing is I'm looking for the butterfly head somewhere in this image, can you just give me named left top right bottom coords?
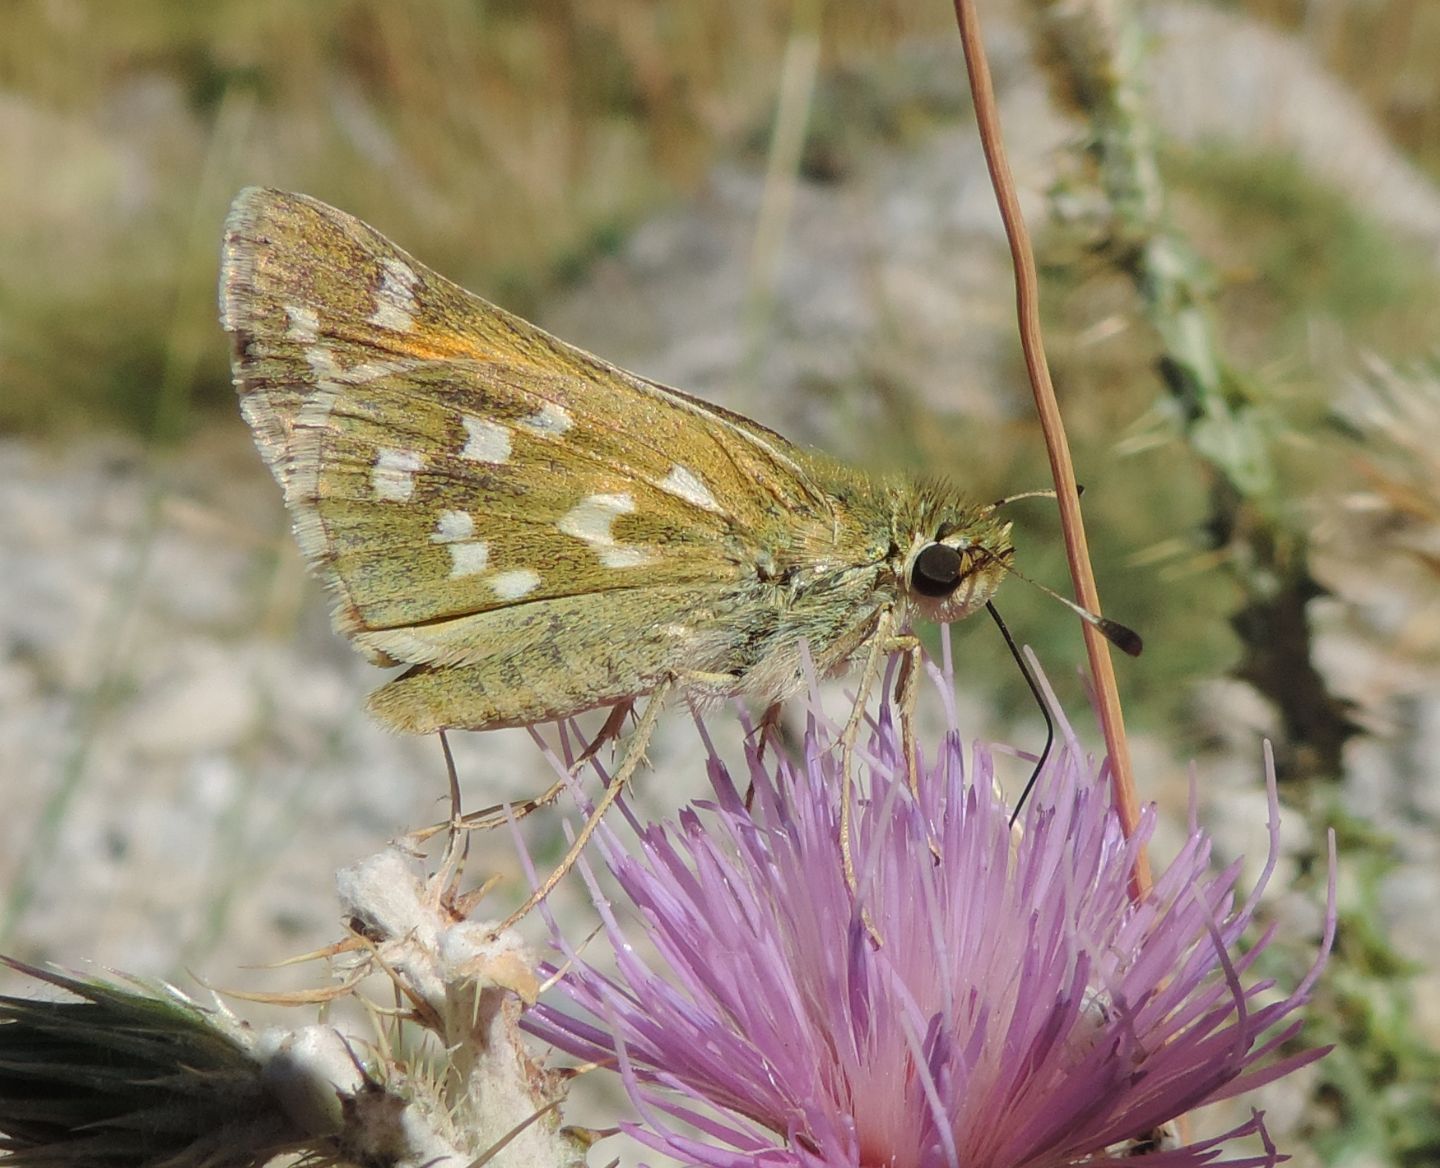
left=892, top=484, right=1143, bottom=656
left=900, top=513, right=1015, bottom=626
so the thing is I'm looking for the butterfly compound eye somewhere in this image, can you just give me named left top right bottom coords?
left=910, top=543, right=964, bottom=598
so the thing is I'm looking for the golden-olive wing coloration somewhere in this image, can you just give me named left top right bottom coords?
left=220, top=188, right=1013, bottom=733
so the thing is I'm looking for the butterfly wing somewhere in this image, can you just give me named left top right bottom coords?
left=221, top=188, right=845, bottom=730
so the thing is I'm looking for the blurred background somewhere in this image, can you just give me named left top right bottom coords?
left=2, top=1, right=1438, bottom=1164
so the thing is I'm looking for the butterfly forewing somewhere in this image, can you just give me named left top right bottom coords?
left=221, top=188, right=852, bottom=720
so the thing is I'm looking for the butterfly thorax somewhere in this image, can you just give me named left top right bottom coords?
left=708, top=456, right=1013, bottom=705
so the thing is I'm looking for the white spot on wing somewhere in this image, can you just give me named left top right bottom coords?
left=341, top=360, right=407, bottom=384
left=286, top=385, right=339, bottom=504
left=557, top=492, right=655, bottom=569
left=461, top=416, right=511, bottom=464
left=304, top=344, right=405, bottom=386
left=306, top=345, right=344, bottom=386
left=285, top=304, right=319, bottom=343
left=659, top=464, right=721, bottom=512
left=431, top=510, right=475, bottom=542
left=558, top=492, right=631, bottom=542
left=293, top=385, right=337, bottom=431
left=519, top=401, right=574, bottom=436
left=447, top=542, right=491, bottom=578
left=369, top=257, right=419, bottom=332
left=490, top=568, right=541, bottom=600
left=430, top=510, right=488, bottom=576
left=599, top=546, right=652, bottom=569
left=372, top=448, right=424, bottom=501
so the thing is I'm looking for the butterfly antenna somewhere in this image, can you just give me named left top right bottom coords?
left=1001, top=563, right=1143, bottom=657
left=987, top=601, right=1052, bottom=826
left=985, top=483, right=1084, bottom=510
left=983, top=488, right=1139, bottom=654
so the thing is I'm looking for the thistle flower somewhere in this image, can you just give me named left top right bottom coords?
left=525, top=660, right=1335, bottom=1168
left=0, top=960, right=314, bottom=1168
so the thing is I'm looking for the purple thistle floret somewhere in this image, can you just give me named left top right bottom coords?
left=524, top=658, right=1334, bottom=1168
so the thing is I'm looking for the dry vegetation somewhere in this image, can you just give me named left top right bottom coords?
left=0, top=1, right=952, bottom=434
left=2, top=0, right=1436, bottom=435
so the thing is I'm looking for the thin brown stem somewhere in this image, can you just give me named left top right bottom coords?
left=949, top=0, right=1150, bottom=898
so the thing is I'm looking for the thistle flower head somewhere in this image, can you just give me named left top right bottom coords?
left=526, top=660, right=1334, bottom=1168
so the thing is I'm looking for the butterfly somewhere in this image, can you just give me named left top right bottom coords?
left=221, top=188, right=1131, bottom=918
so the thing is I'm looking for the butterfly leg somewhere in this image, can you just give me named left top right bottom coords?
left=837, top=609, right=920, bottom=926
left=501, top=699, right=635, bottom=821
left=891, top=644, right=945, bottom=863
left=736, top=703, right=786, bottom=809
left=574, top=699, right=637, bottom=767
left=493, top=680, right=675, bottom=933
left=748, top=702, right=785, bottom=759
left=428, top=700, right=637, bottom=839
left=894, top=643, right=922, bottom=794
